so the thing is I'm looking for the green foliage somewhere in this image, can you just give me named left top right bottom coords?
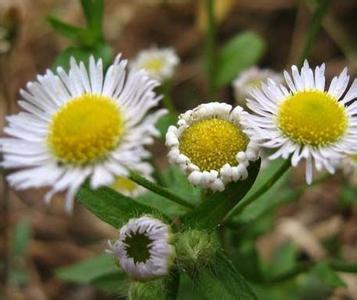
left=339, top=181, right=357, bottom=207
left=56, top=254, right=119, bottom=284
left=77, top=184, right=157, bottom=228
left=183, top=159, right=261, bottom=230
left=311, top=262, right=346, bottom=288
left=214, top=31, right=265, bottom=89
left=156, top=113, right=177, bottom=139
left=9, top=219, right=31, bottom=286
left=49, top=0, right=112, bottom=71
left=190, top=252, right=257, bottom=300
left=136, top=166, right=200, bottom=218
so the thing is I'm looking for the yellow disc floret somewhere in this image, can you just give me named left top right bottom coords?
left=179, top=118, right=248, bottom=171
left=112, top=176, right=138, bottom=194
left=142, top=58, right=164, bottom=73
left=277, top=90, right=348, bottom=147
left=48, top=94, right=124, bottom=165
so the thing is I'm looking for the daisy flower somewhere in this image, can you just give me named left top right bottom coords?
left=233, top=67, right=282, bottom=106
left=0, top=55, right=166, bottom=212
left=131, top=47, right=179, bottom=82
left=166, top=102, right=260, bottom=191
left=244, top=60, right=357, bottom=183
left=341, top=154, right=357, bottom=186
left=108, top=216, right=175, bottom=281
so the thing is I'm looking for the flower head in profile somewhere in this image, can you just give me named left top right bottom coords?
left=245, top=60, right=357, bottom=183
left=108, top=216, right=175, bottom=281
left=0, top=55, right=166, bottom=212
left=233, top=67, right=282, bottom=106
left=131, top=47, right=179, bottom=82
left=341, top=154, right=357, bottom=186
left=166, top=102, right=260, bottom=191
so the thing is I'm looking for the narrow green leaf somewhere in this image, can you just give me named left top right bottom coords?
left=311, top=262, right=346, bottom=288
left=56, top=254, right=119, bottom=284
left=48, top=16, right=84, bottom=41
left=214, top=31, right=265, bottom=89
left=11, top=218, right=31, bottom=257
left=183, top=159, right=261, bottom=230
left=190, top=252, right=257, bottom=300
left=80, top=0, right=104, bottom=34
left=93, top=272, right=129, bottom=294
left=77, top=184, right=155, bottom=228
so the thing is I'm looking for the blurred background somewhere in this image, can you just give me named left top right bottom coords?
left=0, top=0, right=357, bottom=299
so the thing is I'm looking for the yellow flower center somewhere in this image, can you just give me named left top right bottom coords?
left=142, top=58, right=164, bottom=73
left=47, top=94, right=124, bottom=165
left=179, top=118, right=248, bottom=171
left=112, top=176, right=138, bottom=194
left=277, top=90, right=348, bottom=147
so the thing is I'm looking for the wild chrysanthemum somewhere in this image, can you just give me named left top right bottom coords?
left=166, top=102, right=260, bottom=191
left=233, top=67, right=282, bottom=105
left=0, top=55, right=166, bottom=212
left=244, top=60, right=357, bottom=183
left=131, top=47, right=179, bottom=82
left=108, top=216, right=175, bottom=281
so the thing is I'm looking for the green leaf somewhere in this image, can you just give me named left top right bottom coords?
left=53, top=43, right=113, bottom=72
left=56, top=254, right=119, bottom=284
left=339, top=182, right=357, bottom=207
left=11, top=218, right=31, bottom=257
left=77, top=184, right=155, bottom=228
left=136, top=166, right=200, bottom=218
left=233, top=159, right=291, bottom=223
left=80, top=0, right=104, bottom=35
left=93, top=272, right=129, bottom=294
left=182, top=159, right=261, bottom=230
left=311, top=262, right=346, bottom=288
left=155, top=113, right=177, bottom=139
left=214, top=31, right=265, bottom=89
left=48, top=16, right=85, bottom=41
left=190, top=253, right=257, bottom=300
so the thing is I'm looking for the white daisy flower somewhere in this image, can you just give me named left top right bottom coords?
left=166, top=102, right=260, bottom=191
left=0, top=55, right=167, bottom=212
left=131, top=47, right=179, bottom=82
left=233, top=67, right=282, bottom=106
left=244, top=60, right=357, bottom=184
left=341, top=155, right=357, bottom=186
left=108, top=216, right=175, bottom=281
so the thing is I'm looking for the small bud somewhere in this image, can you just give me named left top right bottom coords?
left=108, top=216, right=175, bottom=281
left=175, top=229, right=219, bottom=272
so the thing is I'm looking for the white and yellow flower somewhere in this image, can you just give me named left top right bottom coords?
left=108, top=216, right=175, bottom=281
left=131, top=47, right=179, bottom=82
left=233, top=67, right=282, bottom=105
left=0, top=55, right=166, bottom=212
left=166, top=102, right=260, bottom=191
left=244, top=60, right=357, bottom=183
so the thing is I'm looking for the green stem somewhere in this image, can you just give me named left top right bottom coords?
left=161, top=81, right=177, bottom=116
left=129, top=172, right=195, bottom=209
left=224, top=160, right=291, bottom=222
left=298, top=0, right=333, bottom=67
left=165, top=267, right=180, bottom=300
left=205, top=0, right=216, bottom=96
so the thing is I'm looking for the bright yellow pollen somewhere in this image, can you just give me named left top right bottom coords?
left=48, top=94, right=124, bottom=165
left=277, top=90, right=348, bottom=147
left=142, top=58, right=164, bottom=73
left=179, top=118, right=248, bottom=171
left=112, top=176, right=138, bottom=194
